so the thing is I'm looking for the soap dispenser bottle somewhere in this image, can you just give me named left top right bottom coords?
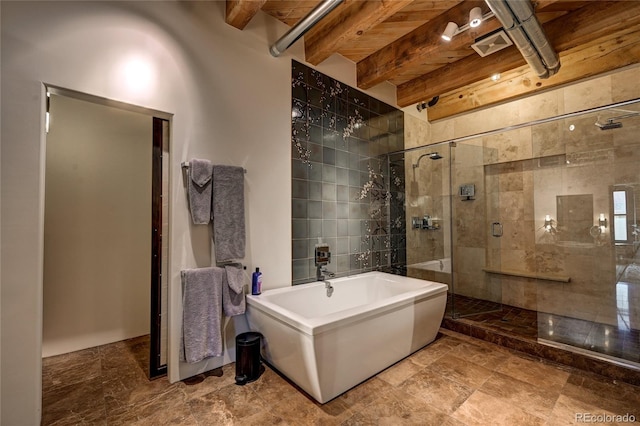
left=251, top=268, right=262, bottom=295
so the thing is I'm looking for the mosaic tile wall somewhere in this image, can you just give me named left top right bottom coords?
left=291, top=60, right=405, bottom=285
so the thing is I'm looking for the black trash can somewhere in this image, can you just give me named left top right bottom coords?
left=235, top=331, right=264, bottom=385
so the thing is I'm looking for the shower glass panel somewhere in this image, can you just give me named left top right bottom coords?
left=405, top=143, right=453, bottom=303
left=534, top=102, right=640, bottom=366
left=450, top=140, right=503, bottom=317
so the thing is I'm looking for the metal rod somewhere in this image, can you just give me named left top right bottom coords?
left=269, top=0, right=344, bottom=57
left=181, top=161, right=247, bottom=173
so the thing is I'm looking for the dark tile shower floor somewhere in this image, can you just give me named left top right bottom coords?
left=446, top=293, right=640, bottom=365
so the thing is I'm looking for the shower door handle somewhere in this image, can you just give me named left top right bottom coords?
left=491, top=222, right=503, bottom=237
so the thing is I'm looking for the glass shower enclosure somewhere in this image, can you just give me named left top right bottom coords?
left=404, top=98, right=640, bottom=367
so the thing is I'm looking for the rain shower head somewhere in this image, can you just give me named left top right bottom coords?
left=594, top=110, right=640, bottom=130
left=412, top=152, right=442, bottom=168
left=595, top=120, right=623, bottom=130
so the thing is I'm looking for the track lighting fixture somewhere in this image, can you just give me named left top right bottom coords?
left=441, top=7, right=494, bottom=41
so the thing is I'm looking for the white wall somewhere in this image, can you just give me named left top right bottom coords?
left=43, top=94, right=151, bottom=357
left=0, top=1, right=396, bottom=423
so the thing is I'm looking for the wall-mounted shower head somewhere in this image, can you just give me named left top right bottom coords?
left=412, top=152, right=442, bottom=168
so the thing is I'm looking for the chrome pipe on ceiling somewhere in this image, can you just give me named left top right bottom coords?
left=269, top=0, right=344, bottom=57
left=485, top=0, right=560, bottom=78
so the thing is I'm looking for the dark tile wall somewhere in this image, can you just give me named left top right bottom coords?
left=291, top=60, right=406, bottom=285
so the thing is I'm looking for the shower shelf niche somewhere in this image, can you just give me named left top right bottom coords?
left=482, top=267, right=570, bottom=283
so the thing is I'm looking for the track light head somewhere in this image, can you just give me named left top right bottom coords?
left=441, top=22, right=458, bottom=41
left=469, top=7, right=483, bottom=28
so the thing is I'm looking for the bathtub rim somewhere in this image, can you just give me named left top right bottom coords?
left=246, top=271, right=447, bottom=336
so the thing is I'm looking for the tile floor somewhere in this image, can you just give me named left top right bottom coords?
left=42, top=330, right=640, bottom=425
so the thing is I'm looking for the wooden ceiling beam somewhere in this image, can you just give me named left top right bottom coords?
left=356, top=0, right=490, bottom=90
left=427, top=24, right=640, bottom=120
left=397, top=1, right=640, bottom=107
left=226, top=0, right=267, bottom=30
left=304, top=0, right=413, bottom=66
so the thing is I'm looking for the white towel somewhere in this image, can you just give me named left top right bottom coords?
left=188, top=159, right=213, bottom=225
left=180, top=267, right=224, bottom=363
left=212, top=165, right=245, bottom=261
left=222, top=264, right=246, bottom=316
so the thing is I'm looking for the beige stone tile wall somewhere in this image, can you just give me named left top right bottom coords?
left=404, top=64, right=640, bottom=324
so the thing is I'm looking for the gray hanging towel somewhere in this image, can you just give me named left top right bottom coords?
left=188, top=159, right=213, bottom=225
left=180, top=267, right=224, bottom=363
left=212, top=165, right=245, bottom=261
left=222, top=264, right=246, bottom=316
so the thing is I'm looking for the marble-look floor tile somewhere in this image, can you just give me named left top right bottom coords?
left=377, top=357, right=424, bottom=387
left=336, top=376, right=395, bottom=412
left=42, top=376, right=106, bottom=426
left=547, top=394, right=629, bottom=425
left=426, top=354, right=493, bottom=389
left=42, top=348, right=102, bottom=392
left=42, top=333, right=640, bottom=426
left=409, top=335, right=462, bottom=366
left=451, top=390, right=546, bottom=426
left=448, top=341, right=510, bottom=370
left=495, top=354, right=570, bottom=391
left=342, top=388, right=466, bottom=426
left=187, top=383, right=270, bottom=425
left=398, top=368, right=473, bottom=415
left=480, top=372, right=559, bottom=421
left=561, top=370, right=640, bottom=416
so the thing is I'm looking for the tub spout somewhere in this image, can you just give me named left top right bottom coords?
left=325, top=280, right=334, bottom=298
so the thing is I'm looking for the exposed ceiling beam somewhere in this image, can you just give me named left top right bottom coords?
left=304, top=0, right=413, bottom=65
left=427, top=24, right=640, bottom=120
left=226, top=0, right=267, bottom=30
left=356, top=1, right=490, bottom=90
left=397, top=0, right=640, bottom=107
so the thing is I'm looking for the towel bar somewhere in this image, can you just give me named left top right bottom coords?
left=181, top=161, right=247, bottom=173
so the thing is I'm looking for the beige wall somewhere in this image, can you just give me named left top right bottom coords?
left=0, top=1, right=396, bottom=422
left=43, top=94, right=151, bottom=357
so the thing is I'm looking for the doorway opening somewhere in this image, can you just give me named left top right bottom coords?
left=42, top=85, right=170, bottom=379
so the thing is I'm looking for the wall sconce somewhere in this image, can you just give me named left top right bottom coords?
left=441, top=8, right=494, bottom=41
left=544, top=214, right=556, bottom=233
left=599, top=213, right=608, bottom=229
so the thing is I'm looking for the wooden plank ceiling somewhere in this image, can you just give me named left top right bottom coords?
left=226, top=0, right=640, bottom=119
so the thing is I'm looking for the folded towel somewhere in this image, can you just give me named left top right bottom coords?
left=222, top=264, right=246, bottom=316
left=180, top=267, right=224, bottom=363
left=188, top=159, right=213, bottom=225
left=212, top=165, right=245, bottom=261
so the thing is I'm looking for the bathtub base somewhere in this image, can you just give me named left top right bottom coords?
left=246, top=284, right=446, bottom=403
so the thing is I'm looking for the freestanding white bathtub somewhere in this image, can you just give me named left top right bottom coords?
left=245, top=271, right=448, bottom=403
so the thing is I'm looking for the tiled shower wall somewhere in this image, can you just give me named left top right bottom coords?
left=291, top=60, right=405, bottom=285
